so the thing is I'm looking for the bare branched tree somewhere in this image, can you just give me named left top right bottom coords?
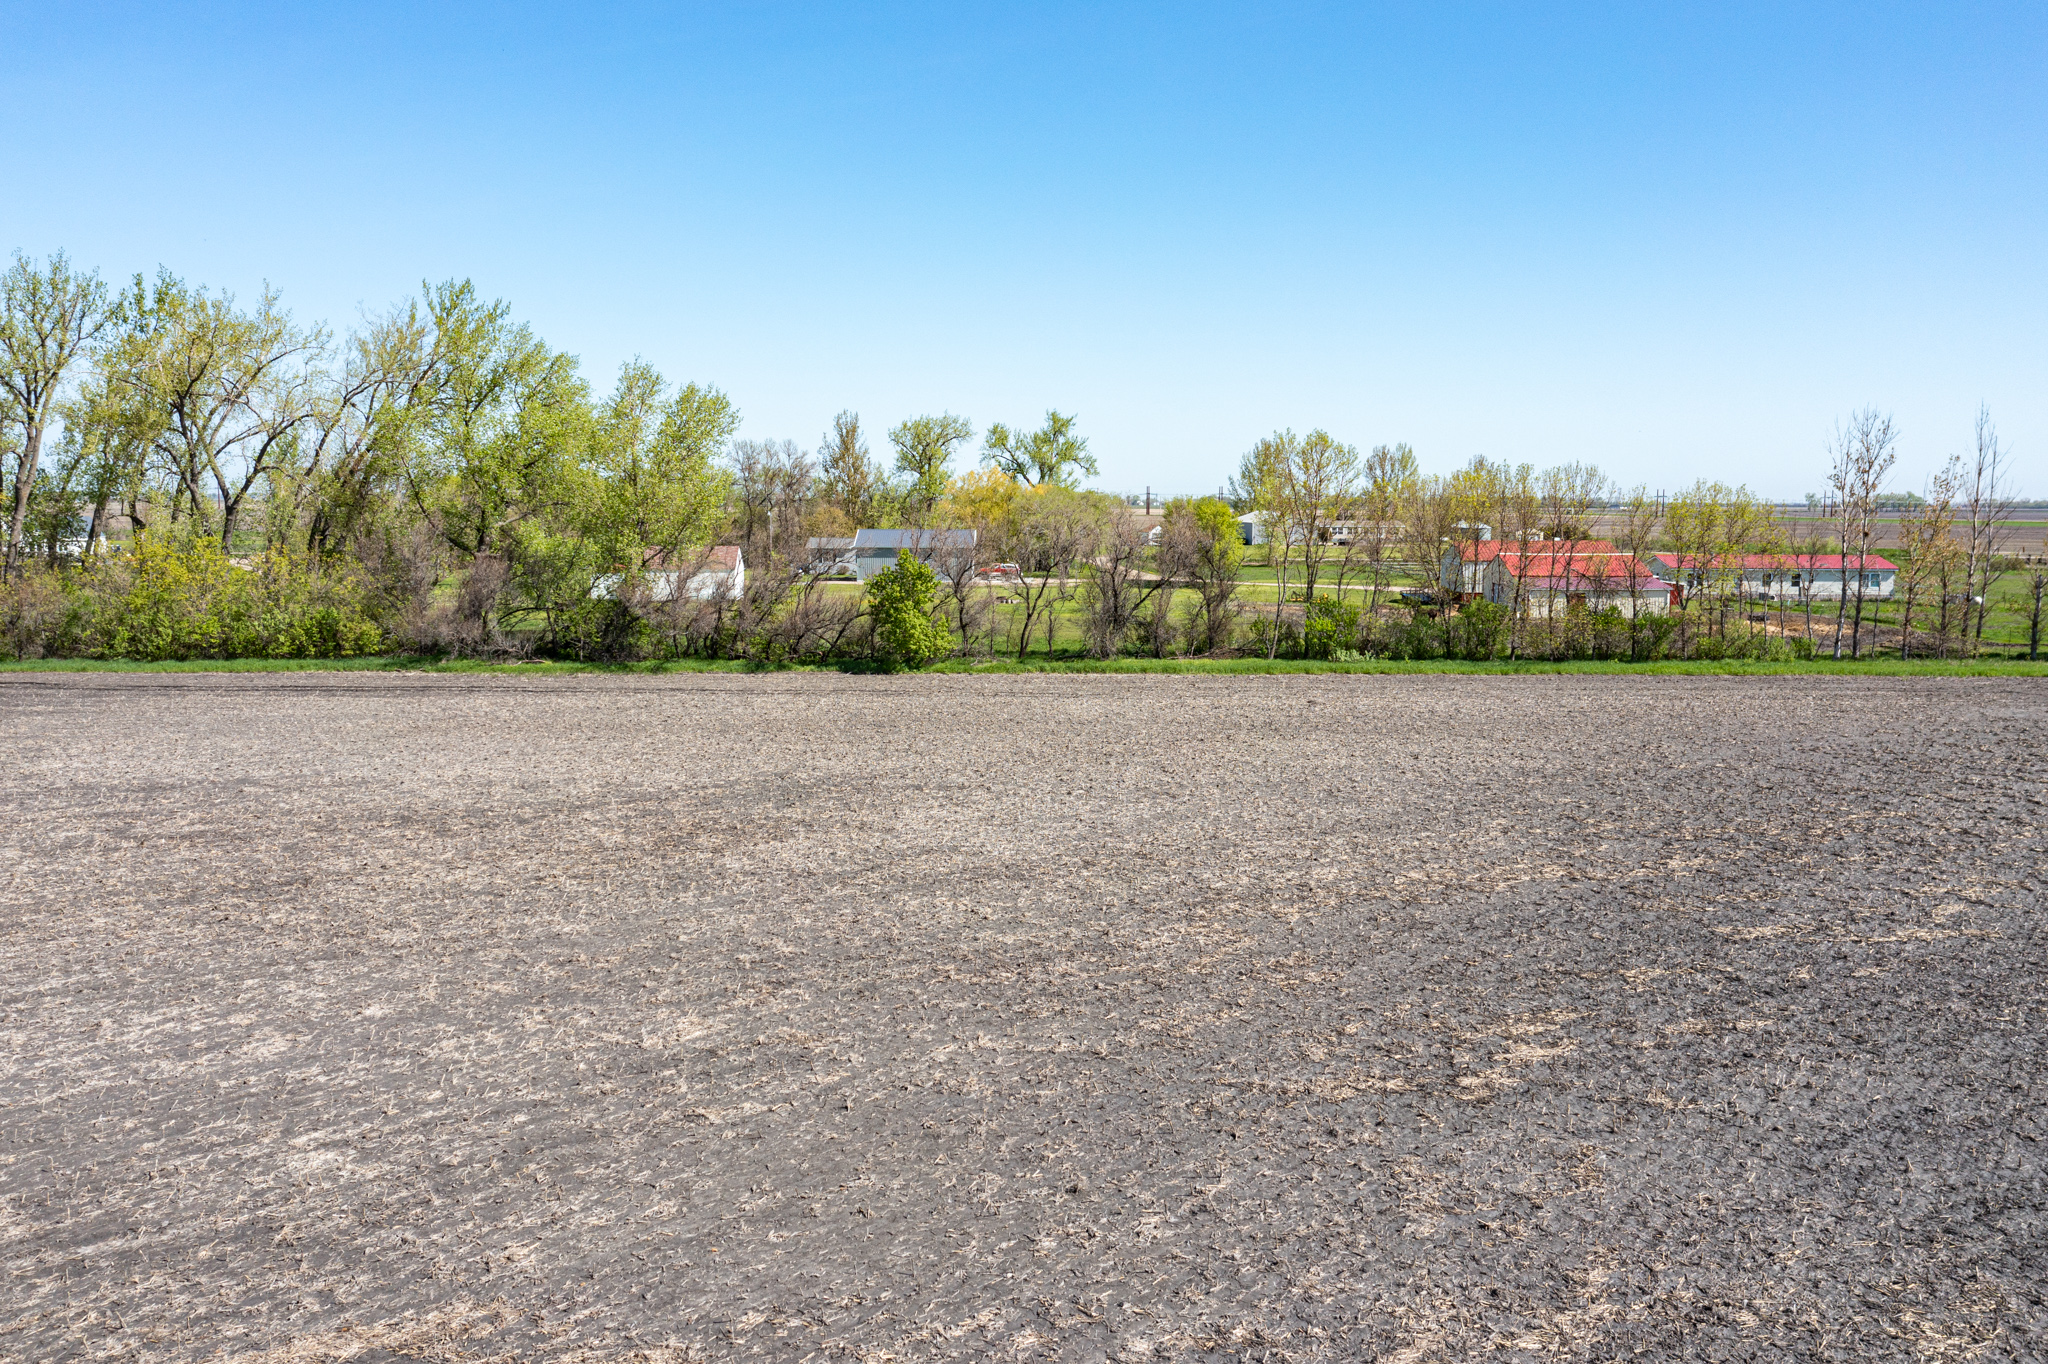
left=997, top=489, right=1098, bottom=660
left=1616, top=485, right=1662, bottom=660
left=1959, top=406, right=2020, bottom=647
left=1081, top=503, right=1174, bottom=658
left=1359, top=443, right=1417, bottom=627
left=730, top=439, right=813, bottom=568
left=1826, top=409, right=1898, bottom=659
left=1895, top=458, right=1961, bottom=659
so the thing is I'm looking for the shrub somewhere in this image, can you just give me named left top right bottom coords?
left=867, top=556, right=951, bottom=668
left=0, top=569, right=75, bottom=659
left=82, top=534, right=385, bottom=660
left=1243, top=614, right=1302, bottom=659
left=1302, top=595, right=1362, bottom=660
left=1452, top=600, right=1509, bottom=660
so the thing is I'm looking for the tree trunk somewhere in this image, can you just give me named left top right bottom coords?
left=1831, top=564, right=1850, bottom=660
left=1899, top=578, right=1914, bottom=661
left=2030, top=576, right=2044, bottom=661
left=1267, top=539, right=1290, bottom=660
left=1849, top=544, right=1868, bottom=659
left=84, top=495, right=107, bottom=559
left=4, top=419, right=45, bottom=578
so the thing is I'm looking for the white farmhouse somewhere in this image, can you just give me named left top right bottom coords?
left=1440, top=541, right=1675, bottom=616
left=1647, top=552, right=1896, bottom=602
left=593, top=545, right=745, bottom=602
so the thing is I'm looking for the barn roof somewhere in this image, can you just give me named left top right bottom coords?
left=852, top=528, right=978, bottom=550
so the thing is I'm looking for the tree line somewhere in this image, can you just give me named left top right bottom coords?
left=0, top=250, right=2036, bottom=664
left=1223, top=408, right=2033, bottom=662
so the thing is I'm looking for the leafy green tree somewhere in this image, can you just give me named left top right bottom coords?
left=1161, top=495, right=1242, bottom=653
left=889, top=413, right=973, bottom=523
left=102, top=270, right=325, bottom=549
left=401, top=280, right=590, bottom=557
left=867, top=554, right=950, bottom=667
left=587, top=360, right=734, bottom=560
left=982, top=410, right=1096, bottom=487
left=819, top=410, right=887, bottom=526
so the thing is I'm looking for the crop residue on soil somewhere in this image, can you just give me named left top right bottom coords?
left=1, top=672, right=2043, bottom=1361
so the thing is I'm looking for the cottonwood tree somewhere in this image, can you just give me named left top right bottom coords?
left=1, top=252, right=109, bottom=575
left=1245, top=431, right=1304, bottom=658
left=819, top=411, right=886, bottom=527
left=398, top=281, right=588, bottom=560
left=1663, top=482, right=1723, bottom=656
left=47, top=361, right=156, bottom=557
left=106, top=271, right=330, bottom=549
left=1239, top=428, right=1359, bottom=655
left=1458, top=455, right=1539, bottom=656
left=982, top=410, right=1096, bottom=487
left=1536, top=461, right=1609, bottom=626
left=1400, top=470, right=1474, bottom=657
left=1291, top=430, right=1360, bottom=603
left=890, top=413, right=973, bottom=523
left=1719, top=485, right=1774, bottom=642
left=294, top=295, right=442, bottom=557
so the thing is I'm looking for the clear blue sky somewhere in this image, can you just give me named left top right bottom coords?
left=9, top=2, right=2043, bottom=498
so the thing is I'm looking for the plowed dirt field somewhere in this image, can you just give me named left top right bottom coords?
left=2, top=672, right=2043, bottom=1361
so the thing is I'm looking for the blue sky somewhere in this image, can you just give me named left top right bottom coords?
left=9, top=2, right=2043, bottom=497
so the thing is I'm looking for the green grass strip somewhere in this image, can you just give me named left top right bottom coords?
left=1, top=654, right=2040, bottom=677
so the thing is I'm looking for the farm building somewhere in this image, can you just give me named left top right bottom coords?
left=593, top=546, right=744, bottom=602
left=1441, top=540, right=1619, bottom=597
left=850, top=528, right=978, bottom=582
left=1441, top=542, right=1672, bottom=616
left=803, top=537, right=857, bottom=576
left=1647, top=552, right=1897, bottom=602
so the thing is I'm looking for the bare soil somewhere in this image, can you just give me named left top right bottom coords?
left=2, top=672, right=2044, bottom=1362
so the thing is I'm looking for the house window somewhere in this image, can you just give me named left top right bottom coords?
left=1865, top=572, right=1882, bottom=588
left=1791, top=573, right=1802, bottom=588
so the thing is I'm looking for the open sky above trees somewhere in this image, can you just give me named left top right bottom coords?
left=6, top=1, right=2045, bottom=496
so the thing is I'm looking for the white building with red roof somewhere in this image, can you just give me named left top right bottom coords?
left=1647, top=551, right=1895, bottom=602
left=1441, top=541, right=1675, bottom=616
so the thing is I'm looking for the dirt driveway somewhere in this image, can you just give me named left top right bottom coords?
left=2, top=672, right=2043, bottom=1361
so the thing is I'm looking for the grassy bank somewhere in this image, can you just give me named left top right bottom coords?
left=0, top=656, right=765, bottom=676
left=1, top=654, right=2041, bottom=677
